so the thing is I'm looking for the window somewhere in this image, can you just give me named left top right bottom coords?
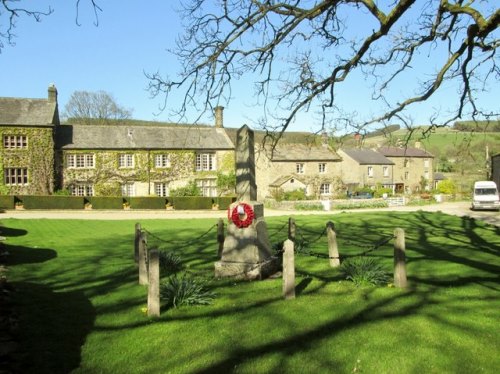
left=383, top=166, right=389, bottom=177
left=318, top=163, right=326, bottom=173
left=196, top=153, right=216, bottom=171
left=296, top=163, right=304, bottom=174
left=404, top=171, right=410, bottom=180
left=67, top=154, right=94, bottom=168
left=320, top=183, right=331, bottom=195
left=196, top=179, right=217, bottom=197
left=424, top=170, right=430, bottom=180
left=121, top=183, right=135, bottom=196
left=154, top=183, right=169, bottom=197
left=118, top=154, right=134, bottom=168
left=404, top=159, right=410, bottom=167
left=424, top=159, right=430, bottom=168
left=155, top=154, right=171, bottom=168
left=3, top=135, right=27, bottom=149
left=70, top=184, right=93, bottom=196
left=367, top=166, right=374, bottom=177
left=4, top=168, right=28, bottom=185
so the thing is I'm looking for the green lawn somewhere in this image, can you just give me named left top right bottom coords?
left=3, top=211, right=500, bottom=373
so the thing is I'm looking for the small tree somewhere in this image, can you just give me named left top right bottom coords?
left=437, top=179, right=457, bottom=195
left=63, top=90, right=132, bottom=125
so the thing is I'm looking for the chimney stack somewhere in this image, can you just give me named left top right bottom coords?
left=214, top=106, right=224, bottom=128
left=48, top=83, right=58, bottom=103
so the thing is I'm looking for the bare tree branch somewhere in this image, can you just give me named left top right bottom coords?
left=149, top=0, right=499, bottom=143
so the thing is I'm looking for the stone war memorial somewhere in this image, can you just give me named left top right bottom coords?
left=215, top=125, right=280, bottom=280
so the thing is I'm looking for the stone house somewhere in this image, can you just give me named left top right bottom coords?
left=255, top=144, right=343, bottom=200
left=55, top=123, right=235, bottom=197
left=377, top=145, right=434, bottom=193
left=337, top=149, right=395, bottom=193
left=0, top=84, right=59, bottom=195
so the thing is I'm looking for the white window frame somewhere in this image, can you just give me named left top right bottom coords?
left=367, top=166, right=374, bottom=177
left=70, top=184, right=94, bottom=196
left=67, top=154, right=95, bottom=169
left=296, top=163, right=304, bottom=174
left=118, top=154, right=134, bottom=168
left=155, top=154, right=171, bottom=168
left=154, top=183, right=169, bottom=197
left=121, top=183, right=135, bottom=196
left=320, top=183, right=331, bottom=195
left=196, top=178, right=217, bottom=197
left=3, top=135, right=28, bottom=149
left=318, top=163, right=326, bottom=173
left=196, top=153, right=217, bottom=171
left=424, top=170, right=430, bottom=180
left=383, top=166, right=389, bottom=178
left=405, top=171, right=410, bottom=180
left=4, top=168, right=28, bottom=186
left=424, top=159, right=430, bottom=168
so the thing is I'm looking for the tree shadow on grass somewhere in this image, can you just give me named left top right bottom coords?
left=12, top=281, right=96, bottom=374
left=6, top=244, right=57, bottom=265
left=0, top=226, right=28, bottom=237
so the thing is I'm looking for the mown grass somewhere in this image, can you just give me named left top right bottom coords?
left=3, top=211, right=500, bottom=373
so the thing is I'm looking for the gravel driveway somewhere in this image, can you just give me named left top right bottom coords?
left=1, top=201, right=498, bottom=226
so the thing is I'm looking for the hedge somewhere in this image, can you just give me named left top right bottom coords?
left=173, top=196, right=214, bottom=210
left=215, top=196, right=237, bottom=210
left=88, top=196, right=124, bottom=210
left=126, top=197, right=166, bottom=210
left=0, top=195, right=15, bottom=210
left=20, top=195, right=84, bottom=210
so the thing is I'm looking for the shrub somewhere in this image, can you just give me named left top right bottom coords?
left=340, top=257, right=390, bottom=287
left=283, top=189, right=307, bottom=201
left=294, top=202, right=324, bottom=210
left=437, top=179, right=457, bottom=195
left=173, top=196, right=213, bottom=210
left=158, top=250, right=183, bottom=275
left=21, top=195, right=84, bottom=210
left=334, top=200, right=388, bottom=210
left=0, top=195, right=15, bottom=209
left=170, top=181, right=201, bottom=197
left=160, top=274, right=215, bottom=308
left=127, top=197, right=166, bottom=209
left=88, top=196, right=124, bottom=210
left=373, top=187, right=392, bottom=198
left=214, top=196, right=236, bottom=210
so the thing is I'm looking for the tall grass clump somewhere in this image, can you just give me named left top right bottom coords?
left=160, top=274, right=215, bottom=308
left=158, top=250, right=183, bottom=275
left=340, top=257, right=390, bottom=287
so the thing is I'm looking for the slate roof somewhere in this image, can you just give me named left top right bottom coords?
left=271, top=144, right=341, bottom=161
left=377, top=146, right=434, bottom=158
left=55, top=124, right=234, bottom=150
left=340, top=149, right=394, bottom=165
left=0, top=97, right=58, bottom=126
left=269, top=175, right=306, bottom=187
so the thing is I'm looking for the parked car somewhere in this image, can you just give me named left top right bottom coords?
left=350, top=191, right=373, bottom=199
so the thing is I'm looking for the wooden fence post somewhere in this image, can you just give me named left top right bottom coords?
left=134, top=222, right=141, bottom=263
left=217, top=218, right=225, bottom=258
left=288, top=217, right=296, bottom=241
left=147, top=249, right=160, bottom=317
left=282, top=239, right=295, bottom=300
left=326, top=221, right=340, bottom=267
left=393, top=228, right=407, bottom=288
left=138, top=231, right=148, bottom=285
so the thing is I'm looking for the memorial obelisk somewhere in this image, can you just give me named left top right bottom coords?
left=214, top=125, right=279, bottom=280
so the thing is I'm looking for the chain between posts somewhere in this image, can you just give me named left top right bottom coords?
left=143, top=224, right=217, bottom=250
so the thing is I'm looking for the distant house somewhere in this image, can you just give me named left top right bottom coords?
left=377, top=145, right=434, bottom=194
left=255, top=143, right=342, bottom=200
left=0, top=84, right=59, bottom=195
left=55, top=123, right=235, bottom=197
left=337, top=148, right=394, bottom=193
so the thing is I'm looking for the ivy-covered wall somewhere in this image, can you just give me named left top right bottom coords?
left=0, top=126, right=54, bottom=195
left=58, top=149, right=235, bottom=196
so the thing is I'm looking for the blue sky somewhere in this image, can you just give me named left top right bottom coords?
left=1, top=1, right=498, bottom=132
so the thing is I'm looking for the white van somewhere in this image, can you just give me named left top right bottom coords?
left=471, top=181, right=500, bottom=211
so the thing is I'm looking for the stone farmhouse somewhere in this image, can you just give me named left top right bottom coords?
left=0, top=85, right=434, bottom=199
